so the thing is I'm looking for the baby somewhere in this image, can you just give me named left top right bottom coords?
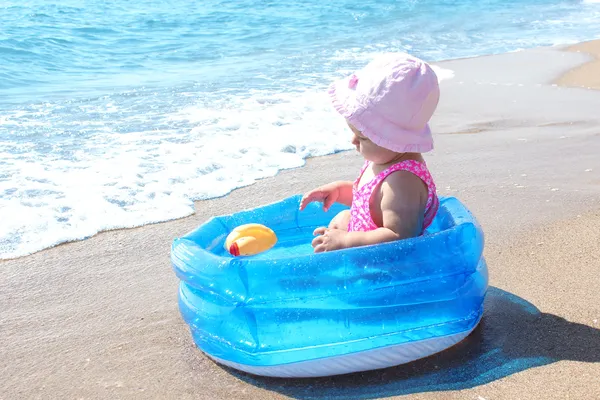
left=299, top=53, right=440, bottom=253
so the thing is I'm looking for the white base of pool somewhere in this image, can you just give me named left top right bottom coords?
left=208, top=318, right=481, bottom=378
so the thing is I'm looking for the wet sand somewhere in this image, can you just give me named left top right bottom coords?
left=1, top=42, right=600, bottom=399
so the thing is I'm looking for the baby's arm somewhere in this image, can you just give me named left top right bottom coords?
left=313, top=172, right=426, bottom=252
left=299, top=181, right=354, bottom=211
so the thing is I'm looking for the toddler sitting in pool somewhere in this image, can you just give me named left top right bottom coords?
left=299, top=53, right=440, bottom=253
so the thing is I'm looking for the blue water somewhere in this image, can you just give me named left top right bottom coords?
left=2, top=0, right=600, bottom=259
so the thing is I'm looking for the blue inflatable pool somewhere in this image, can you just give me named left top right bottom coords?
left=171, top=195, right=487, bottom=377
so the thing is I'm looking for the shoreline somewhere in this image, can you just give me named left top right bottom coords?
left=2, top=40, right=600, bottom=262
left=2, top=40, right=600, bottom=399
left=1, top=40, right=598, bottom=262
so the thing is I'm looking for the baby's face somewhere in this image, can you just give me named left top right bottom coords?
left=348, top=123, right=398, bottom=164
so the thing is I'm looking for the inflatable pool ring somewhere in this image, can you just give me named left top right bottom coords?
left=225, top=223, right=277, bottom=256
left=171, top=195, right=488, bottom=378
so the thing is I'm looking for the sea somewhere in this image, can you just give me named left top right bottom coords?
left=1, top=0, right=600, bottom=259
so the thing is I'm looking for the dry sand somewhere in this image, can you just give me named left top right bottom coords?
left=2, top=42, right=600, bottom=400
left=555, top=40, right=600, bottom=90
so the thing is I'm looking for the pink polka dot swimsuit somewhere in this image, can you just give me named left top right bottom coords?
left=348, top=160, right=439, bottom=234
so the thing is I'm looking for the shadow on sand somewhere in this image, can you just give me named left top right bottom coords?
left=222, top=287, right=600, bottom=399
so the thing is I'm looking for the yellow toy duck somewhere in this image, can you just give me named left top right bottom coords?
left=225, top=223, right=278, bottom=256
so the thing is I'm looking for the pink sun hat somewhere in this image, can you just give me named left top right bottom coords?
left=329, top=52, right=440, bottom=153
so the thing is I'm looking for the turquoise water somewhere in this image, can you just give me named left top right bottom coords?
left=1, top=0, right=600, bottom=259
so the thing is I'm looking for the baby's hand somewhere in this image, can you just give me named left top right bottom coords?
left=299, top=184, right=340, bottom=212
left=311, top=227, right=347, bottom=253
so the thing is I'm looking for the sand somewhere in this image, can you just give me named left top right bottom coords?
left=1, top=42, right=600, bottom=400
left=555, top=40, right=600, bottom=90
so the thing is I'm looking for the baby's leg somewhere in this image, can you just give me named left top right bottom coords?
left=328, top=210, right=351, bottom=231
